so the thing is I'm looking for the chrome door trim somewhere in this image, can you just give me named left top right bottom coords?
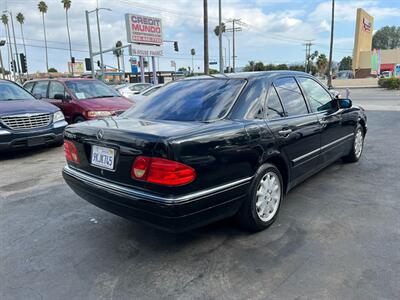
left=63, top=165, right=252, bottom=204
left=292, top=133, right=354, bottom=163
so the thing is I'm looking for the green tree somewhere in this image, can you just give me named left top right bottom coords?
left=339, top=56, right=352, bottom=70
left=178, top=67, right=187, bottom=72
left=38, top=1, right=49, bottom=72
left=214, top=22, right=225, bottom=37
left=61, top=0, right=73, bottom=74
left=209, top=68, right=219, bottom=74
left=372, top=26, right=400, bottom=49
left=48, top=67, right=58, bottom=72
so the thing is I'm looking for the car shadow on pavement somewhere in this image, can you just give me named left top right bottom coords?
left=0, top=145, right=62, bottom=161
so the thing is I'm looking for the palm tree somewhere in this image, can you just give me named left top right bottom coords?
left=61, top=0, right=73, bottom=75
left=38, top=1, right=49, bottom=72
left=16, top=12, right=27, bottom=74
left=316, top=53, right=328, bottom=76
left=1, top=14, right=13, bottom=78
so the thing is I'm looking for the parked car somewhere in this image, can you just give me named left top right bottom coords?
left=379, top=71, right=392, bottom=78
left=0, top=79, right=67, bottom=151
left=23, top=78, right=134, bottom=123
left=116, top=83, right=152, bottom=99
left=130, top=84, right=164, bottom=103
left=62, top=71, right=367, bottom=232
left=333, top=70, right=354, bottom=79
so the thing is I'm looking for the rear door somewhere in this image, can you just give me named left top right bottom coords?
left=266, top=77, right=321, bottom=184
left=31, top=80, right=49, bottom=100
left=297, top=76, right=354, bottom=165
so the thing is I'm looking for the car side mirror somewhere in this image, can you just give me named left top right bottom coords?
left=33, top=93, right=42, bottom=100
left=53, top=93, right=65, bottom=100
left=338, top=98, right=352, bottom=109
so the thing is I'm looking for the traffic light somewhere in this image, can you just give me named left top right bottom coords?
left=84, top=58, right=92, bottom=71
left=97, top=60, right=101, bottom=67
left=174, top=41, right=179, bottom=52
left=71, top=57, right=75, bottom=64
left=20, top=53, right=27, bottom=73
left=10, top=60, right=16, bottom=72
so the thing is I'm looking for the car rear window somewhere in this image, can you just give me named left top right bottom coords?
left=123, top=78, right=246, bottom=122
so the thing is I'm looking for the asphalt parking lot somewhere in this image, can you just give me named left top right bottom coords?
left=1, top=88, right=399, bottom=300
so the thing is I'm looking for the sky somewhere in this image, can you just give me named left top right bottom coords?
left=0, top=0, right=399, bottom=73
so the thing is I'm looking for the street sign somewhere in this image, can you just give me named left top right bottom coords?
left=129, top=44, right=163, bottom=57
left=209, top=61, right=217, bottom=65
left=68, top=62, right=84, bottom=76
left=171, top=60, right=176, bottom=68
left=125, top=14, right=163, bottom=46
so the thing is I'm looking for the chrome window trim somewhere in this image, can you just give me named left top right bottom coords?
left=292, top=133, right=354, bottom=163
left=63, top=165, right=252, bottom=204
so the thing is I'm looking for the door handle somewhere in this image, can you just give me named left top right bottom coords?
left=319, top=120, right=329, bottom=125
left=278, top=129, right=292, bottom=136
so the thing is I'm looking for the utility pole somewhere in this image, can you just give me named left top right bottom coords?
left=85, top=10, right=95, bottom=78
left=8, top=11, right=21, bottom=81
left=226, top=18, right=242, bottom=73
left=203, top=0, right=209, bottom=75
left=327, top=0, right=335, bottom=88
left=303, top=40, right=314, bottom=73
left=218, top=0, right=223, bottom=74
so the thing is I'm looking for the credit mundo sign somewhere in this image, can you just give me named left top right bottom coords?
left=125, top=14, right=163, bottom=46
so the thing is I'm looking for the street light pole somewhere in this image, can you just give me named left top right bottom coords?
left=95, top=8, right=104, bottom=79
left=8, top=11, right=21, bottom=81
left=327, top=0, right=335, bottom=88
left=203, top=0, right=209, bottom=75
left=218, top=0, right=224, bottom=74
left=0, top=40, right=5, bottom=79
left=4, top=20, right=15, bottom=80
left=85, top=10, right=95, bottom=78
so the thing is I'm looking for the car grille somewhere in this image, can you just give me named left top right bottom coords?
left=1, top=113, right=51, bottom=130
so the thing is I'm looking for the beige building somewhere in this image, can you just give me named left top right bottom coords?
left=352, top=8, right=400, bottom=78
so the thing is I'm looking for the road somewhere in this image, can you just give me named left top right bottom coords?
left=1, top=88, right=399, bottom=300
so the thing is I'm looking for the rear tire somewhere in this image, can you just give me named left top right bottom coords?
left=343, top=124, right=364, bottom=163
left=237, top=163, right=283, bottom=232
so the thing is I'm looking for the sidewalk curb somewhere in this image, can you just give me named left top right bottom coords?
left=333, top=86, right=380, bottom=89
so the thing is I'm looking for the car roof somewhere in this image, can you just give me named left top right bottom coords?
left=25, top=77, right=98, bottom=83
left=183, top=71, right=312, bottom=81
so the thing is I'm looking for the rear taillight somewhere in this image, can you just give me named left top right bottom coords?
left=131, top=156, right=196, bottom=186
left=64, top=140, right=80, bottom=164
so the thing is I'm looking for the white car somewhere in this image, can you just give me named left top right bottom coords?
left=131, top=84, right=164, bottom=103
left=117, top=83, right=151, bottom=99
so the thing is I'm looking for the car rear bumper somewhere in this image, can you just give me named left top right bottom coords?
left=0, top=121, right=67, bottom=151
left=62, top=165, right=251, bottom=232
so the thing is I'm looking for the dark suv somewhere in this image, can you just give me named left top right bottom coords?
left=23, top=78, right=134, bottom=123
left=0, top=79, right=67, bottom=151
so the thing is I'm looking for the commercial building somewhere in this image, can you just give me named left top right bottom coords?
left=352, top=8, right=400, bottom=78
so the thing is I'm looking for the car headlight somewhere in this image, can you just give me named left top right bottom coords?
left=87, top=111, right=114, bottom=118
left=53, top=111, right=65, bottom=122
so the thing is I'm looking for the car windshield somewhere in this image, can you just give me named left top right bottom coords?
left=0, top=81, right=36, bottom=101
left=65, top=80, right=120, bottom=100
left=123, top=78, right=246, bottom=122
left=142, top=85, right=162, bottom=96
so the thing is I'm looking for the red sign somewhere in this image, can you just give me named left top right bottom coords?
left=125, top=14, right=163, bottom=46
left=362, top=17, right=371, bottom=32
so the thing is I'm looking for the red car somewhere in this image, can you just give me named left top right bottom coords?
left=23, top=78, right=134, bottom=123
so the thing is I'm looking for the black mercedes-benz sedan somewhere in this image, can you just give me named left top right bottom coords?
left=63, top=71, right=367, bottom=232
left=0, top=79, right=67, bottom=151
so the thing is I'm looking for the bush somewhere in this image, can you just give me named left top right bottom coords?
left=378, top=77, right=400, bottom=89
